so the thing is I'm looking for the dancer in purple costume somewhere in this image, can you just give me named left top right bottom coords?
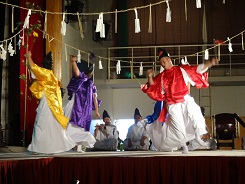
left=64, top=56, right=101, bottom=151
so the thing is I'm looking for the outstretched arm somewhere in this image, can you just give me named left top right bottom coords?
left=198, top=57, right=219, bottom=73
left=93, top=93, right=101, bottom=119
left=146, top=69, right=155, bottom=86
left=26, top=51, right=34, bottom=69
left=70, top=55, right=80, bottom=77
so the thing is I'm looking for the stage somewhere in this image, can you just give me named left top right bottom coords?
left=0, top=147, right=244, bottom=184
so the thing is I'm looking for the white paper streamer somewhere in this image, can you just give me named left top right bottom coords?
left=148, top=4, right=152, bottom=33
left=18, top=35, right=22, bottom=50
left=196, top=0, right=201, bottom=8
left=96, top=13, right=105, bottom=38
left=185, top=0, right=187, bottom=21
left=77, top=50, right=81, bottom=63
left=23, top=9, right=31, bottom=29
left=116, top=60, right=121, bottom=74
left=8, top=40, right=15, bottom=56
left=181, top=57, right=189, bottom=65
left=99, top=58, right=103, bottom=69
left=77, top=13, right=84, bottom=39
left=134, top=8, right=141, bottom=33
left=204, top=49, right=209, bottom=60
left=139, top=62, right=143, bottom=76
left=166, top=1, right=171, bottom=22
left=61, top=13, right=66, bottom=36
left=218, top=44, right=220, bottom=61
left=160, top=66, right=164, bottom=73
left=0, top=44, right=7, bottom=61
left=227, top=37, right=233, bottom=52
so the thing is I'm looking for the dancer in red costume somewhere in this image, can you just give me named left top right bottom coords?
left=142, top=48, right=219, bottom=153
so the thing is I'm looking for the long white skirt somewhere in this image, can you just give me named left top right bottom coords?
left=27, top=95, right=75, bottom=154
left=63, top=95, right=96, bottom=148
left=146, top=95, right=207, bottom=151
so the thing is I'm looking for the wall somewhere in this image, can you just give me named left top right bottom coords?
left=61, top=0, right=115, bottom=117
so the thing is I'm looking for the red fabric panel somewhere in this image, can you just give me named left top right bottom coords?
left=0, top=156, right=245, bottom=184
left=19, top=0, right=45, bottom=146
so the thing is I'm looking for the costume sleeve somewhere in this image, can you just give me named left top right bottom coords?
left=180, top=65, right=209, bottom=89
left=31, top=64, right=50, bottom=81
left=141, top=73, right=166, bottom=101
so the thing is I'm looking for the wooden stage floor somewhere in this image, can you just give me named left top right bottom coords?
left=1, top=147, right=245, bottom=184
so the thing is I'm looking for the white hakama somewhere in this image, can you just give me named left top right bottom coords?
left=63, top=96, right=96, bottom=148
left=27, top=95, right=75, bottom=154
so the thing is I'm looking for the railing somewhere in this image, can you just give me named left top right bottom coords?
left=107, top=43, right=245, bottom=80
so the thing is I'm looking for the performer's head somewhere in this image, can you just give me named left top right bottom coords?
left=157, top=48, right=173, bottom=70
left=77, top=60, right=94, bottom=78
left=134, top=108, right=142, bottom=123
left=42, top=51, right=53, bottom=70
left=103, top=110, right=111, bottom=125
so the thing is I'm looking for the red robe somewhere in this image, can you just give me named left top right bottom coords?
left=142, top=65, right=209, bottom=122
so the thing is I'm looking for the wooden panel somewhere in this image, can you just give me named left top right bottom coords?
left=46, top=0, right=62, bottom=81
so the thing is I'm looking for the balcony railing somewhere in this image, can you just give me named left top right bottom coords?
left=107, top=43, right=245, bottom=80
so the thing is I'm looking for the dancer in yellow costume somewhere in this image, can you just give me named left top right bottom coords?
left=26, top=50, right=75, bottom=154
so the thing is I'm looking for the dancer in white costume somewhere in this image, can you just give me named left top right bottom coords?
left=63, top=56, right=100, bottom=152
left=142, top=48, right=219, bottom=153
left=26, top=51, right=75, bottom=154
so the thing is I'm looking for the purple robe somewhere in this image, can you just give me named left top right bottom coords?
left=67, top=72, right=101, bottom=131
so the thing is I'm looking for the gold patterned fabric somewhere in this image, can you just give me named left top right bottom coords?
left=29, top=64, right=68, bottom=129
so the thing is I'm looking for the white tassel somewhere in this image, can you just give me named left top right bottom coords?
left=196, top=0, right=201, bottom=8
left=227, top=37, right=233, bottom=52
left=77, top=50, right=81, bottom=63
left=134, top=8, right=141, bottom=33
left=181, top=57, right=189, bottom=65
left=23, top=9, right=31, bottom=29
left=96, top=13, right=102, bottom=32
left=148, top=4, right=152, bottom=33
left=77, top=13, right=84, bottom=39
left=139, top=62, right=143, bottom=76
left=204, top=49, right=209, bottom=60
left=160, top=66, right=164, bottom=73
left=99, top=58, right=103, bottom=69
left=115, top=9, right=117, bottom=33
left=116, top=60, right=121, bottom=74
left=222, top=0, right=225, bottom=4
left=218, top=44, right=221, bottom=61
left=61, top=13, right=66, bottom=36
left=96, top=13, right=105, bottom=38
left=0, top=43, right=7, bottom=61
left=185, top=0, right=187, bottom=21
left=8, top=40, right=15, bottom=56
left=18, top=35, right=22, bottom=50
left=166, top=1, right=171, bottom=23
left=242, top=33, right=244, bottom=51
